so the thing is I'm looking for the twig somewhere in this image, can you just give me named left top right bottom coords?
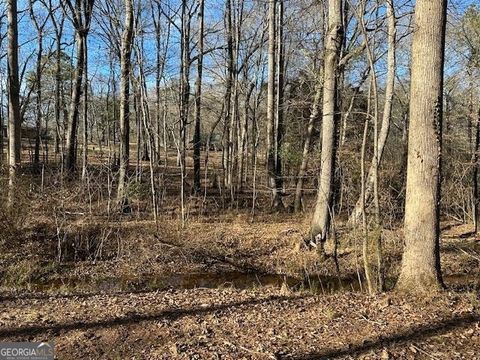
left=410, top=344, right=440, bottom=360
left=454, top=245, right=480, bottom=262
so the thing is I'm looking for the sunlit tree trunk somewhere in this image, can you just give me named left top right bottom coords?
left=294, top=80, right=321, bottom=213
left=310, top=0, right=343, bottom=253
left=349, top=0, right=396, bottom=226
left=275, top=0, right=285, bottom=204
left=266, top=0, right=283, bottom=208
left=50, top=6, right=65, bottom=164
left=473, top=108, right=480, bottom=233
left=179, top=0, right=192, bottom=224
left=30, top=0, right=48, bottom=170
left=396, top=0, right=447, bottom=293
left=117, top=0, right=134, bottom=211
left=193, top=0, right=205, bottom=193
left=63, top=0, right=95, bottom=174
left=7, top=0, right=21, bottom=206
left=223, top=0, right=234, bottom=196
left=81, top=36, right=89, bottom=181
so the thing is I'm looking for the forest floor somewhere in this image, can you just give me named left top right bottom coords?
left=0, top=149, right=478, bottom=358
left=0, top=208, right=479, bottom=359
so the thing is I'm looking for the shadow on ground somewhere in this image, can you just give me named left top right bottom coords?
left=286, top=312, right=480, bottom=359
left=0, top=294, right=306, bottom=339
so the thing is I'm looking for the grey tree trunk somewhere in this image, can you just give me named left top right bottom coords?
left=179, top=0, right=191, bottom=225
left=223, top=0, right=234, bottom=195
left=30, top=0, right=48, bottom=170
left=310, top=0, right=343, bottom=252
left=349, top=0, right=396, bottom=226
left=51, top=10, right=65, bottom=163
left=396, top=0, right=447, bottom=293
left=193, top=0, right=205, bottom=193
left=63, top=0, right=94, bottom=173
left=65, top=31, right=85, bottom=173
left=117, top=0, right=134, bottom=211
left=472, top=108, right=480, bottom=233
left=275, top=0, right=285, bottom=205
left=0, top=13, right=4, bottom=164
left=7, top=0, right=21, bottom=206
left=266, top=0, right=283, bottom=208
left=81, top=36, right=89, bottom=181
left=294, top=80, right=321, bottom=213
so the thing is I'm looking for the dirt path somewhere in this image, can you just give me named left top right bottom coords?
left=0, top=288, right=478, bottom=359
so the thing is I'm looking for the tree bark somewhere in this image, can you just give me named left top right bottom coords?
left=310, top=0, right=343, bottom=252
left=193, top=0, right=205, bottom=193
left=51, top=8, right=65, bottom=163
left=30, top=0, right=47, bottom=170
left=7, top=0, right=21, bottom=206
left=81, top=35, right=89, bottom=180
left=223, top=0, right=234, bottom=195
left=294, top=80, right=321, bottom=213
left=275, top=0, right=285, bottom=204
left=117, top=0, right=134, bottom=211
left=396, top=0, right=447, bottom=293
left=266, top=0, right=283, bottom=208
left=349, top=0, right=396, bottom=226
left=472, top=108, right=480, bottom=233
left=65, top=31, right=85, bottom=173
left=63, top=0, right=94, bottom=174
left=179, top=0, right=191, bottom=225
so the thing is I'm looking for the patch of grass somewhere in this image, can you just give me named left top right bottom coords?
left=324, top=308, right=341, bottom=320
left=2, top=259, right=59, bottom=289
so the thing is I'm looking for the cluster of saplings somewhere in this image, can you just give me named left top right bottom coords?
left=0, top=0, right=475, bottom=296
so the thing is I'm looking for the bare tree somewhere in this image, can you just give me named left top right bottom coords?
left=30, top=0, right=50, bottom=170
left=349, top=0, right=397, bottom=227
left=310, top=0, right=343, bottom=254
left=62, top=0, right=95, bottom=173
left=0, top=10, right=5, bottom=164
left=396, top=0, right=447, bottom=293
left=7, top=0, right=21, bottom=205
left=266, top=0, right=283, bottom=208
left=49, top=0, right=66, bottom=164
left=294, top=79, right=321, bottom=213
left=193, top=0, right=205, bottom=193
left=117, top=0, right=135, bottom=211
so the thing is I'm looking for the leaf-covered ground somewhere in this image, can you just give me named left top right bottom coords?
left=0, top=288, right=478, bottom=359
left=0, top=214, right=479, bottom=359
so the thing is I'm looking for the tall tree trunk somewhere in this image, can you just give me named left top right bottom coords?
left=310, top=0, right=343, bottom=253
left=52, top=14, right=65, bottom=163
left=179, top=0, right=191, bottom=225
left=349, top=0, right=396, bottom=226
left=396, top=0, right=447, bottom=293
left=117, top=0, right=134, bottom=211
left=0, top=14, right=4, bottom=164
left=30, top=0, right=47, bottom=170
left=0, top=80, right=3, bottom=164
left=266, top=0, right=282, bottom=208
left=193, top=0, right=205, bottom=193
left=7, top=0, right=21, bottom=206
left=223, top=0, right=234, bottom=195
left=473, top=109, right=480, bottom=234
left=275, top=0, right=285, bottom=203
left=155, top=24, right=161, bottom=164
left=65, top=31, right=85, bottom=173
left=63, top=0, right=94, bottom=174
left=361, top=77, right=373, bottom=294
left=81, top=36, right=89, bottom=181
left=294, top=80, right=321, bottom=213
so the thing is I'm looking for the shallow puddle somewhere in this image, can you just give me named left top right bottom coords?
left=28, top=270, right=479, bottom=294
left=29, top=271, right=365, bottom=294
